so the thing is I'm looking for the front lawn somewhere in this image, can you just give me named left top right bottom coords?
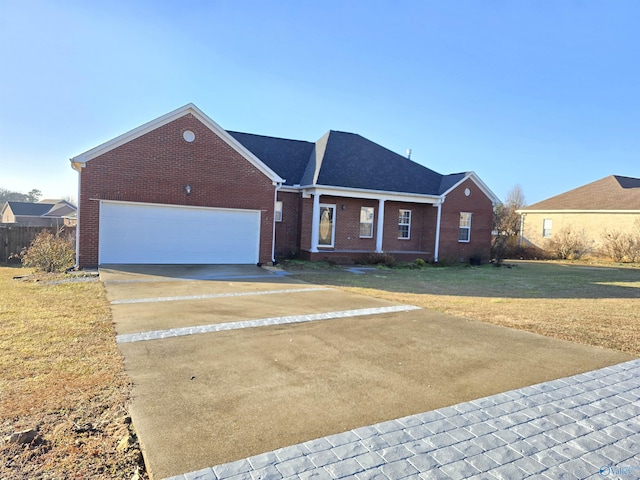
left=287, top=261, right=640, bottom=356
left=0, top=266, right=145, bottom=479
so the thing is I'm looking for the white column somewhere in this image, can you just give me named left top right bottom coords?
left=375, top=198, right=385, bottom=253
left=310, top=193, right=320, bottom=252
left=434, top=201, right=442, bottom=262
left=271, top=183, right=281, bottom=263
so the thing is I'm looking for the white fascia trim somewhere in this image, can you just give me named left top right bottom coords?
left=517, top=209, right=640, bottom=214
left=301, top=185, right=441, bottom=204
left=69, top=104, right=284, bottom=183
left=278, top=186, right=300, bottom=193
left=441, top=172, right=501, bottom=205
left=94, top=199, right=262, bottom=214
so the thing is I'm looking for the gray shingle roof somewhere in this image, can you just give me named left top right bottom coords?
left=522, top=175, right=640, bottom=211
left=230, top=129, right=453, bottom=196
left=6, top=202, right=55, bottom=216
left=228, top=132, right=314, bottom=186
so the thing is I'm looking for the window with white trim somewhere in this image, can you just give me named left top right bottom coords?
left=359, top=207, right=374, bottom=238
left=398, top=209, right=411, bottom=239
left=274, top=201, right=283, bottom=222
left=459, top=212, right=472, bottom=242
left=542, top=218, right=552, bottom=238
left=318, top=204, right=335, bottom=247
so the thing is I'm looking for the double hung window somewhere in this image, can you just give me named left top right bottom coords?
left=459, top=212, right=472, bottom=242
left=398, top=210, right=411, bottom=239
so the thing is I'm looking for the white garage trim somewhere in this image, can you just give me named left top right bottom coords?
left=98, top=200, right=261, bottom=265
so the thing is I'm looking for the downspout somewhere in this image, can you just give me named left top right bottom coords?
left=271, top=181, right=282, bottom=264
left=70, top=160, right=83, bottom=270
left=434, top=198, right=444, bottom=263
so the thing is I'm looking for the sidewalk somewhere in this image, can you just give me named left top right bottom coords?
left=166, top=359, right=640, bottom=480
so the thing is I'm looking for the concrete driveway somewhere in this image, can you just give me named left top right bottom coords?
left=100, top=265, right=633, bottom=479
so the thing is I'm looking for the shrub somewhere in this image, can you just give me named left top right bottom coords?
left=21, top=230, right=75, bottom=273
left=600, top=229, right=640, bottom=263
left=414, top=258, right=427, bottom=268
left=544, top=225, right=592, bottom=260
left=365, top=253, right=397, bottom=267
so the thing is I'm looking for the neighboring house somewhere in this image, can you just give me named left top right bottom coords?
left=517, top=175, right=640, bottom=251
left=0, top=199, right=77, bottom=227
left=70, top=104, right=499, bottom=268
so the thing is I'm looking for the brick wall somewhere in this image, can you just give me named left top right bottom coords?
left=274, top=190, right=301, bottom=258
left=438, top=179, right=494, bottom=262
left=381, top=201, right=437, bottom=255
left=78, top=113, right=276, bottom=267
left=296, top=195, right=438, bottom=261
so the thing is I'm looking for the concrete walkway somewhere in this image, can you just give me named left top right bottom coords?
left=165, top=358, right=640, bottom=480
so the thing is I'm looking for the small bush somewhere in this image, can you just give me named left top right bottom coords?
left=544, top=225, right=592, bottom=260
left=21, top=230, right=75, bottom=273
left=366, top=253, right=397, bottom=267
left=414, top=258, right=427, bottom=268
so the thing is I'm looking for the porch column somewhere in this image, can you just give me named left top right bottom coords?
left=310, top=193, right=320, bottom=253
left=375, top=198, right=385, bottom=253
left=434, top=201, right=442, bottom=262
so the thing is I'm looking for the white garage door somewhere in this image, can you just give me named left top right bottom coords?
left=99, top=201, right=261, bottom=264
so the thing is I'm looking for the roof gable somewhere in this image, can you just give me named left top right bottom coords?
left=70, top=104, right=284, bottom=183
left=311, top=131, right=444, bottom=195
left=522, top=175, right=640, bottom=211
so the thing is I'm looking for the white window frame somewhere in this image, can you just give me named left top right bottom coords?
left=398, top=209, right=411, bottom=239
left=543, top=218, right=552, bottom=238
left=274, top=201, right=283, bottom=222
left=359, top=206, right=374, bottom=238
left=459, top=212, right=472, bottom=242
left=318, top=204, right=336, bottom=248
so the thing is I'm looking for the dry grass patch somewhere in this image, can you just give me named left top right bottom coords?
left=0, top=266, right=145, bottom=479
left=289, top=261, right=640, bottom=357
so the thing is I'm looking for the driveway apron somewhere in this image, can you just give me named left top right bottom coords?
left=100, top=265, right=634, bottom=479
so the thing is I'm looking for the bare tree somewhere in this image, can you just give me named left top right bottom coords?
left=0, top=188, right=27, bottom=202
left=492, top=185, right=527, bottom=264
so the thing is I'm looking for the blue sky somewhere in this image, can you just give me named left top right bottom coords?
left=1, top=1, right=638, bottom=205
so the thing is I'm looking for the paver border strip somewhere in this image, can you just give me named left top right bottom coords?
left=163, top=358, right=640, bottom=480
left=111, top=287, right=334, bottom=305
left=116, top=305, right=422, bottom=343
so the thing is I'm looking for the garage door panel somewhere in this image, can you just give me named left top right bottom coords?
left=99, top=202, right=260, bottom=264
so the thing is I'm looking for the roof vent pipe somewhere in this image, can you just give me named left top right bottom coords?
left=406, top=148, right=412, bottom=159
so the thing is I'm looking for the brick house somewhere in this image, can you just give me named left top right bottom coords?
left=70, top=104, right=499, bottom=268
left=517, top=175, right=640, bottom=252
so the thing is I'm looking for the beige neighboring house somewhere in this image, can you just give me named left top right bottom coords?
left=517, top=175, right=640, bottom=252
left=0, top=199, right=77, bottom=227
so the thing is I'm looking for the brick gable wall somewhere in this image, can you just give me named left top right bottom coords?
left=438, top=179, right=494, bottom=262
left=77, top=114, right=276, bottom=267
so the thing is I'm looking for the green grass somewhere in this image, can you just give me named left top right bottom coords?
left=289, top=261, right=640, bottom=356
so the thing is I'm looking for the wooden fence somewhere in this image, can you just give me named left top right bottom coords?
left=0, top=225, right=76, bottom=264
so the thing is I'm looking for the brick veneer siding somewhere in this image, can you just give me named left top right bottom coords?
left=438, top=179, right=494, bottom=263
left=521, top=211, right=640, bottom=252
left=274, top=191, right=301, bottom=259
left=77, top=114, right=276, bottom=267
left=297, top=195, right=438, bottom=262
